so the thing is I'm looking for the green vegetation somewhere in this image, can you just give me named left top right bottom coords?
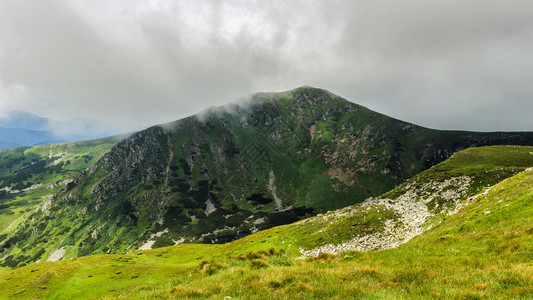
left=3, top=87, right=533, bottom=268
left=0, top=136, right=122, bottom=233
left=0, top=145, right=531, bottom=298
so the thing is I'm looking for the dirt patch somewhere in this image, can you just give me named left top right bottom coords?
left=325, top=167, right=356, bottom=187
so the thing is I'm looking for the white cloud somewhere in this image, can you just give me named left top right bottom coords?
left=0, top=0, right=532, bottom=132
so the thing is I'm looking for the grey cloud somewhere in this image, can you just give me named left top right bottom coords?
left=327, top=0, right=533, bottom=130
left=0, top=0, right=532, bottom=133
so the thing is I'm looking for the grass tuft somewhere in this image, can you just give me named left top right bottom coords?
left=358, top=267, right=384, bottom=278
left=313, top=253, right=337, bottom=262
left=197, top=260, right=227, bottom=276
left=168, top=287, right=208, bottom=297
left=248, top=259, right=268, bottom=270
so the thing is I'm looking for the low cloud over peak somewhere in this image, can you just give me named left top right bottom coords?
left=1, top=0, right=532, bottom=132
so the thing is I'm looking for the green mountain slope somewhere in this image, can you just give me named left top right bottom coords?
left=0, top=136, right=123, bottom=232
left=0, top=145, right=531, bottom=299
left=2, top=87, right=533, bottom=268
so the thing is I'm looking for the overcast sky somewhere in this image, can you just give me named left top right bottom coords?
left=1, top=0, right=532, bottom=133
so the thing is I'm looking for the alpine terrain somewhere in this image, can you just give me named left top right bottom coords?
left=0, top=136, right=123, bottom=239
left=1, top=86, right=533, bottom=271
left=0, top=145, right=531, bottom=299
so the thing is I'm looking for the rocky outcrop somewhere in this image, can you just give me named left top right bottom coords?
left=299, top=147, right=533, bottom=257
left=300, top=176, right=472, bottom=256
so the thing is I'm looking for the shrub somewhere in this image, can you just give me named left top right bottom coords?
left=152, top=235, right=174, bottom=248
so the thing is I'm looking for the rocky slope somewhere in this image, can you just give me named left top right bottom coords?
left=296, top=145, right=533, bottom=255
left=2, top=87, right=533, bottom=267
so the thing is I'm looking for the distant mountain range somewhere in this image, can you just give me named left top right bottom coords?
left=0, top=111, right=117, bottom=150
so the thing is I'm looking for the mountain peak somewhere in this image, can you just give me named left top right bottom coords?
left=192, top=86, right=351, bottom=124
left=0, top=110, right=48, bottom=130
left=3, top=88, right=533, bottom=267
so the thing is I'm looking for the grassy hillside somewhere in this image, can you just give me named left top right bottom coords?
left=4, top=87, right=533, bottom=268
left=0, top=145, right=531, bottom=299
left=0, top=136, right=123, bottom=232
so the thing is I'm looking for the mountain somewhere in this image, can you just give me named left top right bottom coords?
left=0, top=111, right=117, bottom=150
left=0, top=136, right=124, bottom=234
left=2, top=86, right=533, bottom=268
left=0, top=111, right=60, bottom=150
left=0, top=140, right=22, bottom=150
left=0, top=111, right=48, bottom=131
left=0, top=145, right=531, bottom=299
left=0, top=127, right=61, bottom=150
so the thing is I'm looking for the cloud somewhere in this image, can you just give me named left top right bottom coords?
left=328, top=0, right=533, bottom=130
left=0, top=0, right=532, bottom=132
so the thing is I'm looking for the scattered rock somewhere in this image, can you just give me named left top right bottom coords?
left=47, top=247, right=66, bottom=262
left=300, top=176, right=473, bottom=256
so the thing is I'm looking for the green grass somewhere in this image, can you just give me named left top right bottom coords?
left=4, top=87, right=533, bottom=268
left=383, top=145, right=533, bottom=198
left=0, top=145, right=531, bottom=299
left=0, top=137, right=120, bottom=232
